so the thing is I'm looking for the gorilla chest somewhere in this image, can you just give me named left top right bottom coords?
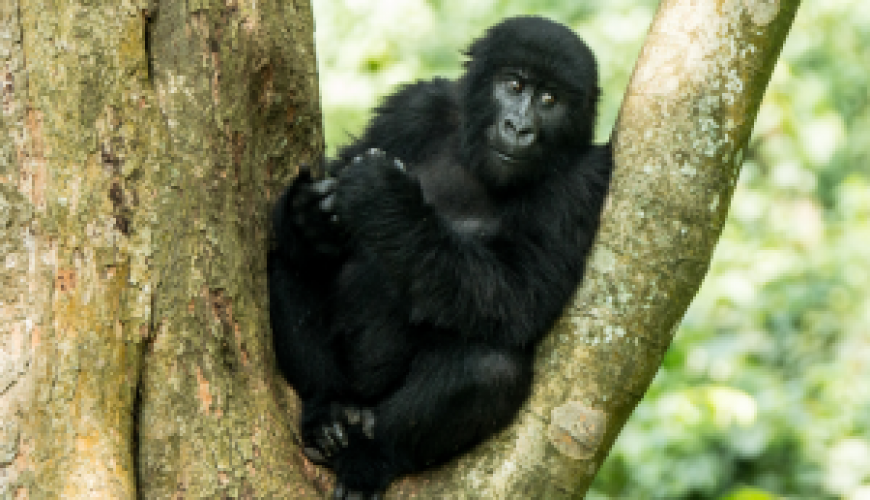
left=414, top=162, right=501, bottom=238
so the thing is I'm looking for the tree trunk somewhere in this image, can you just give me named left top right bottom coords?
left=0, top=0, right=799, bottom=498
left=1, top=1, right=323, bottom=497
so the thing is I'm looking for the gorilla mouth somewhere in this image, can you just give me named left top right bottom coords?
left=494, top=150, right=529, bottom=164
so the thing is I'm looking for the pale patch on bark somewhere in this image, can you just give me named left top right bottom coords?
left=196, top=366, right=214, bottom=416
left=548, top=402, right=608, bottom=460
left=745, top=0, right=780, bottom=26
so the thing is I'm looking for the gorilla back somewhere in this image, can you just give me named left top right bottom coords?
left=269, top=16, right=612, bottom=498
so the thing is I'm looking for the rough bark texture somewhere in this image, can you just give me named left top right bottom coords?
left=1, top=0, right=323, bottom=497
left=1, top=0, right=800, bottom=498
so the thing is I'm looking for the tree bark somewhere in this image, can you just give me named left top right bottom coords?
left=1, top=0, right=323, bottom=497
left=0, top=0, right=799, bottom=498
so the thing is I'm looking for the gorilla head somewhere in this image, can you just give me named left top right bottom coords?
left=459, top=16, right=601, bottom=189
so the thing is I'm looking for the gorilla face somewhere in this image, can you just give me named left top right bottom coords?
left=484, top=68, right=569, bottom=188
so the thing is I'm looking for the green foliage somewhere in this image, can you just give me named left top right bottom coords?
left=313, top=1, right=870, bottom=497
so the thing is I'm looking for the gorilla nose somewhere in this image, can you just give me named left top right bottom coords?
left=502, top=118, right=536, bottom=148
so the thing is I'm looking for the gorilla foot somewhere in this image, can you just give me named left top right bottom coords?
left=332, top=482, right=384, bottom=500
left=303, top=404, right=377, bottom=465
left=307, top=420, right=349, bottom=463
left=341, top=405, right=376, bottom=440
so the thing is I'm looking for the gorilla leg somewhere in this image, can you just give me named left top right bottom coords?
left=331, top=345, right=533, bottom=494
left=268, top=250, right=351, bottom=461
left=268, top=253, right=344, bottom=397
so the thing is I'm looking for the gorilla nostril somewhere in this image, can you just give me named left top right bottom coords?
left=517, top=132, right=534, bottom=147
left=502, top=119, right=535, bottom=148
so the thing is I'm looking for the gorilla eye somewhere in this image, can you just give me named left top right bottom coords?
left=541, top=92, right=556, bottom=106
left=509, top=80, right=523, bottom=93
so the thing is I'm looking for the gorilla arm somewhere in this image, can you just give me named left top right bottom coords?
left=327, top=78, right=459, bottom=177
left=333, top=149, right=585, bottom=348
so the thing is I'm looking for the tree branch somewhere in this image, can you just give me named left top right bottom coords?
left=389, top=0, right=801, bottom=497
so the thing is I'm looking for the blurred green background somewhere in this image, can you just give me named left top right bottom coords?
left=311, top=1, right=870, bottom=498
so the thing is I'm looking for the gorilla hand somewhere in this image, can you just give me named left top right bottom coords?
left=285, top=166, right=346, bottom=257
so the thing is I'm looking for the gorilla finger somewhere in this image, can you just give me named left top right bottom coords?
left=344, top=406, right=361, bottom=426
left=361, top=409, right=376, bottom=439
left=333, top=482, right=380, bottom=500
left=332, top=484, right=346, bottom=500
left=393, top=158, right=406, bottom=172
left=302, top=446, right=328, bottom=465
left=329, top=422, right=349, bottom=447
left=316, top=435, right=336, bottom=456
left=319, top=421, right=347, bottom=451
left=310, top=178, right=338, bottom=196
left=367, top=147, right=385, bottom=157
left=319, top=193, right=337, bottom=213
left=316, top=425, right=341, bottom=454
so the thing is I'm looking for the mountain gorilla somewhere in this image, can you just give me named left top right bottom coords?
left=269, top=16, right=613, bottom=498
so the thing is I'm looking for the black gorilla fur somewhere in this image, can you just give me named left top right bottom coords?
left=269, top=16, right=613, bottom=498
